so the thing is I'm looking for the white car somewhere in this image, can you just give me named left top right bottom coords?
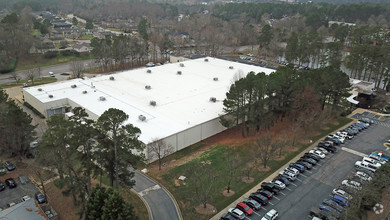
left=309, top=150, right=325, bottom=159
left=285, top=167, right=299, bottom=176
left=145, top=62, right=155, bottom=67
left=362, top=157, right=382, bottom=168
left=342, top=180, right=362, bottom=190
left=332, top=188, right=352, bottom=200
left=270, top=180, right=286, bottom=190
left=368, top=154, right=387, bottom=164
left=355, top=161, right=377, bottom=172
left=261, top=209, right=278, bottom=220
left=331, top=134, right=345, bottom=144
left=228, top=208, right=245, bottom=220
left=336, top=131, right=353, bottom=140
left=49, top=72, right=55, bottom=77
left=313, top=147, right=328, bottom=155
left=355, top=171, right=372, bottom=181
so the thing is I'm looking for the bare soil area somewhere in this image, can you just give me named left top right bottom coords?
left=195, top=204, right=217, bottom=215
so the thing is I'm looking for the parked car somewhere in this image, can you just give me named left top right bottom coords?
left=314, top=147, right=328, bottom=155
left=296, top=161, right=312, bottom=170
left=256, top=189, right=273, bottom=199
left=309, top=150, right=326, bottom=159
left=362, top=157, right=382, bottom=168
left=355, top=171, right=372, bottom=181
left=355, top=167, right=375, bottom=177
left=285, top=167, right=300, bottom=176
left=332, top=188, right=352, bottom=200
left=270, top=179, right=286, bottom=190
left=0, top=163, right=6, bottom=175
left=250, top=193, right=269, bottom=205
left=49, top=72, right=55, bottom=77
left=355, top=161, right=377, bottom=172
left=18, top=175, right=29, bottom=184
left=5, top=178, right=17, bottom=188
left=4, top=161, right=15, bottom=171
left=368, top=154, right=387, bottom=164
left=290, top=163, right=306, bottom=172
left=329, top=134, right=345, bottom=144
left=275, top=176, right=290, bottom=186
left=235, top=202, right=253, bottom=216
left=220, top=213, right=236, bottom=220
left=299, top=157, right=317, bottom=165
left=303, top=153, right=321, bottom=161
left=332, top=195, right=348, bottom=207
left=35, top=192, right=46, bottom=204
left=278, top=171, right=296, bottom=182
left=370, top=152, right=389, bottom=161
left=261, top=182, right=280, bottom=195
left=321, top=144, right=337, bottom=153
left=145, top=62, right=155, bottom=67
left=309, top=208, right=337, bottom=220
left=228, top=208, right=245, bottom=220
left=361, top=117, right=374, bottom=124
left=22, top=195, right=31, bottom=202
left=341, top=180, right=362, bottom=190
left=261, top=209, right=278, bottom=220
left=319, top=205, right=341, bottom=218
left=243, top=198, right=261, bottom=211
left=0, top=181, right=5, bottom=191
left=30, top=141, right=38, bottom=149
left=325, top=136, right=341, bottom=145
left=323, top=199, right=345, bottom=212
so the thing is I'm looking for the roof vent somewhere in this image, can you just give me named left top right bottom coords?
left=48, top=94, right=53, bottom=98
left=210, top=97, right=217, bottom=102
left=145, top=85, right=151, bottom=90
left=38, top=88, right=43, bottom=91
left=204, top=58, right=209, bottom=62
left=109, top=76, right=115, bottom=80
left=71, top=84, right=77, bottom=88
left=99, top=96, right=106, bottom=101
left=138, top=115, right=146, bottom=121
left=179, top=63, right=184, bottom=67
left=82, top=90, right=88, bottom=94
left=213, top=77, right=218, bottom=81
left=147, top=69, right=152, bottom=73
left=177, top=71, right=182, bottom=75
left=150, top=101, right=156, bottom=106
left=229, top=66, right=234, bottom=69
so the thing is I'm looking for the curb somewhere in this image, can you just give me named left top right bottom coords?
left=135, top=170, right=183, bottom=220
left=209, top=119, right=357, bottom=220
left=131, top=188, right=153, bottom=220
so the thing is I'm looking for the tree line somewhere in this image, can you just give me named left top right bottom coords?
left=221, top=66, right=351, bottom=138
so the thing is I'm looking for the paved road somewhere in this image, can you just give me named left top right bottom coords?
left=0, top=59, right=95, bottom=84
left=132, top=170, right=181, bottom=220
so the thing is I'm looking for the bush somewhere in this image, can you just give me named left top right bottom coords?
left=53, top=178, right=65, bottom=189
left=24, top=102, right=45, bottom=118
left=60, top=50, right=80, bottom=57
left=340, top=108, right=353, bottom=117
left=43, top=51, right=58, bottom=59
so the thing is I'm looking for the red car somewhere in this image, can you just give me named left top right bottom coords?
left=236, top=202, right=253, bottom=216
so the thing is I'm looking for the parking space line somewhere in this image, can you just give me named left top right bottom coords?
left=273, top=196, right=280, bottom=200
left=289, top=182, right=297, bottom=186
left=300, top=173, right=308, bottom=178
left=312, top=166, right=318, bottom=170
left=253, top=212, right=262, bottom=217
left=285, top=187, right=292, bottom=191
left=280, top=191, right=287, bottom=195
left=295, top=178, right=303, bottom=182
left=341, top=147, right=369, bottom=157
left=306, top=170, right=313, bottom=174
left=261, top=207, right=268, bottom=211
left=269, top=201, right=274, bottom=205
left=317, top=163, right=323, bottom=166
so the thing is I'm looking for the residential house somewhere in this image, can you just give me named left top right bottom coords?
left=72, top=42, right=92, bottom=53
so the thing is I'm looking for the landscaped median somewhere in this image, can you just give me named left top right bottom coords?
left=145, top=117, right=353, bottom=220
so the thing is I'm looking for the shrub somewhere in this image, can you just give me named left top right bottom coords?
left=43, top=51, right=58, bottom=59
left=60, top=50, right=80, bottom=57
left=54, top=178, right=65, bottom=189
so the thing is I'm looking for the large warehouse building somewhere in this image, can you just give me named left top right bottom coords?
left=23, top=57, right=274, bottom=161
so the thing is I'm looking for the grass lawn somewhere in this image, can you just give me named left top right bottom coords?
left=32, top=29, right=41, bottom=36
left=148, top=117, right=353, bottom=220
left=107, top=28, right=122, bottom=32
left=15, top=54, right=91, bottom=72
left=0, top=77, right=57, bottom=89
left=79, top=35, right=94, bottom=40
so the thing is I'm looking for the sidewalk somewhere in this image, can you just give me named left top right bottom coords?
left=210, top=118, right=357, bottom=220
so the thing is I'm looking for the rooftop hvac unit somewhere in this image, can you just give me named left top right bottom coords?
left=147, top=69, right=152, bottom=73
left=204, top=58, right=209, bottom=62
left=138, top=115, right=146, bottom=121
left=145, top=85, right=151, bottom=90
left=109, top=76, right=115, bottom=80
left=150, top=101, right=156, bottom=106
left=82, top=90, right=88, bottom=94
left=213, top=77, right=218, bottom=81
left=179, top=63, right=184, bottom=67
left=48, top=94, right=53, bottom=98
left=229, top=66, right=234, bottom=69
left=210, top=97, right=217, bottom=102
left=99, top=96, right=106, bottom=101
left=177, top=71, right=182, bottom=75
left=38, top=88, right=43, bottom=91
left=71, top=84, right=77, bottom=88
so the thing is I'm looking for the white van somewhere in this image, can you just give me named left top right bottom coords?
left=355, top=161, right=377, bottom=172
left=49, top=72, right=55, bottom=77
left=362, top=157, right=382, bottom=168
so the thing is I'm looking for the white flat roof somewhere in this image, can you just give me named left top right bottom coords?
left=24, top=57, right=274, bottom=144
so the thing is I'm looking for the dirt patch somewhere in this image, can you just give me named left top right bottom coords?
left=195, top=203, right=217, bottom=215
left=222, top=189, right=235, bottom=197
left=257, top=166, right=271, bottom=172
left=201, top=160, right=212, bottom=165
left=45, top=181, right=78, bottom=220
left=321, top=126, right=330, bottom=130
left=330, top=120, right=339, bottom=126
left=285, top=146, right=299, bottom=152
left=273, top=155, right=286, bottom=161
left=241, top=177, right=254, bottom=183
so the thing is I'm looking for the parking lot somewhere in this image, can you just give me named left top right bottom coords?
left=0, top=170, right=40, bottom=209
left=231, top=115, right=390, bottom=220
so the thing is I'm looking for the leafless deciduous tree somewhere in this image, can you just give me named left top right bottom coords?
left=71, top=60, right=85, bottom=78
left=26, top=69, right=36, bottom=85
left=224, top=150, right=240, bottom=193
left=255, top=134, right=277, bottom=168
left=147, top=138, right=173, bottom=171
left=10, top=72, right=20, bottom=84
left=188, top=162, right=217, bottom=209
